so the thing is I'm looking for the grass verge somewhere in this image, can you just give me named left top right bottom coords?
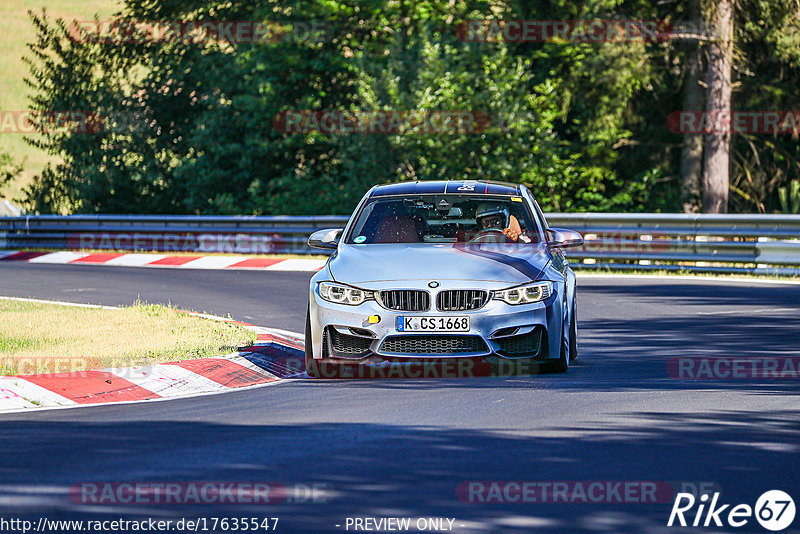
left=0, top=299, right=256, bottom=376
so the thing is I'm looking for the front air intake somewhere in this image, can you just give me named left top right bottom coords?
left=436, top=289, right=490, bottom=311
left=380, top=335, right=488, bottom=355
left=323, top=328, right=373, bottom=359
left=495, top=328, right=544, bottom=358
left=378, top=290, right=430, bottom=312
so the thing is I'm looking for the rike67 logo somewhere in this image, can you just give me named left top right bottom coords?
left=668, top=490, right=795, bottom=531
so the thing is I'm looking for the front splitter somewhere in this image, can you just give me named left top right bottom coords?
left=307, top=354, right=554, bottom=379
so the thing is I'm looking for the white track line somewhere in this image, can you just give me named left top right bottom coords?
left=0, top=296, right=119, bottom=310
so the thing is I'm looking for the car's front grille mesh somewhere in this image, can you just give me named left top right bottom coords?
left=436, top=290, right=489, bottom=311
left=380, top=335, right=487, bottom=354
left=326, top=328, right=372, bottom=358
left=379, top=290, right=430, bottom=311
left=496, top=329, right=543, bottom=357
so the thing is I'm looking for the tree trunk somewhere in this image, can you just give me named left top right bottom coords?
left=702, top=0, right=734, bottom=214
left=680, top=0, right=704, bottom=213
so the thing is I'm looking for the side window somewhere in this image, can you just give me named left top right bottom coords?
left=508, top=204, right=531, bottom=232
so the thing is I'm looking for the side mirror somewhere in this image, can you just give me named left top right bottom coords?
left=547, top=228, right=584, bottom=248
left=308, top=228, right=343, bottom=250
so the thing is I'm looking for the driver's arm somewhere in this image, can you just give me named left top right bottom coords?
left=502, top=215, right=530, bottom=242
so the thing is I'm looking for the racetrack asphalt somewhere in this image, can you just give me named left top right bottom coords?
left=0, top=262, right=799, bottom=533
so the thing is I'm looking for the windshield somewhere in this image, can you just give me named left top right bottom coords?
left=345, top=194, right=541, bottom=244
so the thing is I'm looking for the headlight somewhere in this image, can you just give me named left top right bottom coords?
left=318, top=282, right=374, bottom=306
left=493, top=281, right=553, bottom=305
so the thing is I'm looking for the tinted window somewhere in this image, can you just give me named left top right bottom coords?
left=345, top=194, right=541, bottom=244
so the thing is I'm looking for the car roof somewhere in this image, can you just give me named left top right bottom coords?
left=370, top=180, right=522, bottom=198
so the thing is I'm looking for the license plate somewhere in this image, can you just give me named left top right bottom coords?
left=396, top=316, right=470, bottom=332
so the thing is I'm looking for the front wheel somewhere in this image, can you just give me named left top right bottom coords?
left=551, top=317, right=569, bottom=373
left=304, top=307, right=321, bottom=378
left=569, top=301, right=578, bottom=362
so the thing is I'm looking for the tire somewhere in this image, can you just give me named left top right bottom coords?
left=304, top=306, right=321, bottom=378
left=551, top=316, right=569, bottom=373
left=569, top=301, right=578, bottom=362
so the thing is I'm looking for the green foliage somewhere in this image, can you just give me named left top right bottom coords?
left=0, top=152, right=23, bottom=194
left=19, top=0, right=800, bottom=215
left=778, top=180, right=800, bottom=214
left=728, top=0, right=800, bottom=213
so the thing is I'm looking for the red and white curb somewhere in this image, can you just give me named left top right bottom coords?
left=0, top=250, right=325, bottom=271
left=0, top=303, right=306, bottom=413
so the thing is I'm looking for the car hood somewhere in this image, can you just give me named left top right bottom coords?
left=328, top=243, right=551, bottom=285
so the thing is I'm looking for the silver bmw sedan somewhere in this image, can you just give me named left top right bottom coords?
left=304, top=180, right=583, bottom=378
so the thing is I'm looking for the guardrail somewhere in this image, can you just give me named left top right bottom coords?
left=0, top=214, right=350, bottom=256
left=1, top=213, right=799, bottom=274
left=546, top=213, right=800, bottom=275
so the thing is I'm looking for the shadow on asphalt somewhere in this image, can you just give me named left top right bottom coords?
left=578, top=280, right=800, bottom=308
left=288, top=302, right=800, bottom=395
left=0, top=410, right=798, bottom=533
left=1, top=276, right=799, bottom=532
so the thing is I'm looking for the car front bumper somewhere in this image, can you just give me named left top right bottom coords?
left=308, top=278, right=566, bottom=364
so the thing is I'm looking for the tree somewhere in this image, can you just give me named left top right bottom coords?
left=679, top=0, right=704, bottom=213
left=20, top=0, right=800, bottom=215
left=0, top=152, right=22, bottom=194
left=23, top=0, right=585, bottom=215
left=701, top=0, right=734, bottom=213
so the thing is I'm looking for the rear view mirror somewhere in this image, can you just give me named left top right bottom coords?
left=308, top=228, right=342, bottom=250
left=547, top=228, right=584, bottom=248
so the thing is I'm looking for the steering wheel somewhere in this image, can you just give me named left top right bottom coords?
left=469, top=228, right=513, bottom=244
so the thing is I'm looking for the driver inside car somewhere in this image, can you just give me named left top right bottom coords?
left=474, top=203, right=532, bottom=243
